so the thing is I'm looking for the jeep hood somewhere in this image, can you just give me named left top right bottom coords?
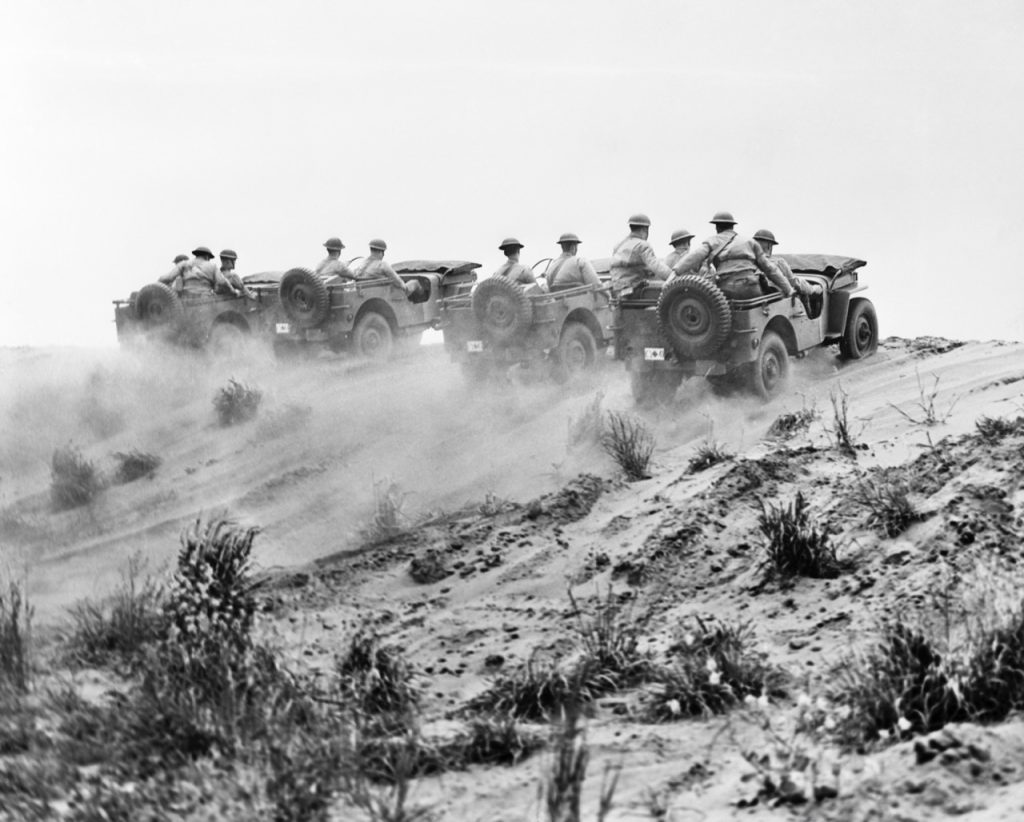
left=243, top=271, right=284, bottom=285
left=777, top=254, right=866, bottom=275
left=392, top=260, right=481, bottom=275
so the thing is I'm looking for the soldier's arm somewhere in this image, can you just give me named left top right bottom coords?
left=157, top=265, right=180, bottom=285
left=640, top=243, right=673, bottom=280
left=381, top=261, right=406, bottom=290
left=673, top=243, right=711, bottom=277
left=580, top=258, right=601, bottom=288
left=754, top=246, right=794, bottom=296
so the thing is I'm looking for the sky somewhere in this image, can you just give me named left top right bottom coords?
left=1, top=0, right=1022, bottom=347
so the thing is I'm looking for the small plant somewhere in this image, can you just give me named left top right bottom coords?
left=111, top=449, right=162, bottom=484
left=687, top=439, right=733, bottom=473
left=601, top=411, right=655, bottom=481
left=407, top=549, right=450, bottom=584
left=214, top=378, right=263, bottom=426
left=975, top=414, right=1024, bottom=441
left=336, top=627, right=420, bottom=724
left=766, top=406, right=818, bottom=439
left=363, top=479, right=408, bottom=542
left=542, top=706, right=588, bottom=822
left=758, top=492, right=842, bottom=579
left=0, top=580, right=32, bottom=693
left=65, top=553, right=165, bottom=668
left=50, top=442, right=103, bottom=510
left=852, top=472, right=924, bottom=538
left=465, top=654, right=589, bottom=721
left=567, top=391, right=605, bottom=450
left=824, top=385, right=859, bottom=456
left=889, top=370, right=959, bottom=427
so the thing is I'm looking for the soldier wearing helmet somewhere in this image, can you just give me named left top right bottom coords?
left=664, top=229, right=695, bottom=270
left=674, top=212, right=794, bottom=301
left=753, top=229, right=819, bottom=312
left=546, top=232, right=602, bottom=291
left=610, top=214, right=673, bottom=290
left=315, top=237, right=354, bottom=281
left=158, top=246, right=232, bottom=294
left=218, top=249, right=253, bottom=299
left=351, top=239, right=417, bottom=297
left=492, top=238, right=544, bottom=292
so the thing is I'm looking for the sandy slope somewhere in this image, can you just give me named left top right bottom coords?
left=3, top=335, right=1024, bottom=820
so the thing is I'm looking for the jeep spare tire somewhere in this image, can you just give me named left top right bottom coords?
left=279, top=268, right=330, bottom=329
left=472, top=276, right=533, bottom=343
left=657, top=275, right=732, bottom=359
left=134, top=283, right=184, bottom=332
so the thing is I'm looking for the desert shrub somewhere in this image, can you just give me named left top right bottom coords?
left=642, top=617, right=785, bottom=721
left=825, top=385, right=859, bottom=456
left=442, top=713, right=545, bottom=769
left=65, top=554, right=165, bottom=669
left=852, top=472, right=924, bottom=538
left=570, top=588, right=653, bottom=690
left=408, top=549, right=449, bottom=584
left=541, top=706, right=619, bottom=822
left=0, top=580, right=32, bottom=693
left=111, top=449, right=161, bottom=484
left=465, top=654, right=591, bottom=721
left=601, top=411, right=654, bottom=481
left=758, top=492, right=842, bottom=579
left=567, top=392, right=605, bottom=450
left=214, top=378, right=262, bottom=426
left=687, top=440, right=733, bottom=473
left=266, top=718, right=349, bottom=822
left=50, top=442, right=103, bottom=510
left=362, top=479, right=408, bottom=542
left=335, top=627, right=419, bottom=725
left=975, top=415, right=1024, bottom=441
left=766, top=407, right=818, bottom=439
left=0, top=692, right=42, bottom=755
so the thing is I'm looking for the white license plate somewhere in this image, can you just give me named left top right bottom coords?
left=275, top=323, right=291, bottom=334
left=644, top=347, right=665, bottom=361
left=467, top=340, right=483, bottom=352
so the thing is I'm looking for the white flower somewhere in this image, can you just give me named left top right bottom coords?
left=815, top=696, right=829, bottom=712
left=877, top=729, right=890, bottom=741
left=667, top=699, right=681, bottom=716
left=797, top=692, right=812, bottom=708
left=823, top=716, right=837, bottom=731
left=757, top=694, right=769, bottom=709
left=682, top=633, right=695, bottom=647
left=897, top=716, right=912, bottom=732
left=744, top=694, right=758, bottom=708
left=709, top=671, right=721, bottom=686
left=705, top=657, right=719, bottom=672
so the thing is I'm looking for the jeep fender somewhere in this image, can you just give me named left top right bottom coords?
left=763, top=316, right=798, bottom=355
left=211, top=312, right=251, bottom=335
left=563, top=307, right=606, bottom=349
left=826, top=289, right=852, bottom=339
left=354, top=298, right=397, bottom=335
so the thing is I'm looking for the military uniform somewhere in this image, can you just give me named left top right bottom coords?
left=610, top=233, right=673, bottom=289
left=158, top=249, right=231, bottom=295
left=351, top=256, right=407, bottom=291
left=546, top=253, right=600, bottom=289
left=492, top=259, right=537, bottom=286
left=314, top=256, right=353, bottom=279
left=675, top=230, right=793, bottom=300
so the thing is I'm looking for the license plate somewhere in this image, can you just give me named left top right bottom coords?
left=275, top=323, right=291, bottom=334
left=467, top=340, right=483, bottom=352
left=644, top=347, right=665, bottom=361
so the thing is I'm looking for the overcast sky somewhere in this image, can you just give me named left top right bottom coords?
left=1, top=0, right=1022, bottom=346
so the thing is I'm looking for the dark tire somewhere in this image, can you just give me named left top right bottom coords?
left=353, top=311, right=394, bottom=360
left=657, top=276, right=732, bottom=359
left=134, top=283, right=184, bottom=334
left=279, top=268, right=330, bottom=329
left=472, top=276, right=533, bottom=343
left=208, top=322, right=247, bottom=358
left=553, top=322, right=598, bottom=382
left=839, top=299, right=879, bottom=360
left=630, top=369, right=682, bottom=406
left=747, top=331, right=790, bottom=401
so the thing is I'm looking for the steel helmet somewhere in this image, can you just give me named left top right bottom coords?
left=191, top=246, right=214, bottom=258
left=368, top=238, right=387, bottom=251
left=557, top=232, right=581, bottom=245
left=323, top=237, right=345, bottom=250
left=498, top=237, right=524, bottom=250
left=219, top=249, right=238, bottom=260
left=669, top=229, right=694, bottom=245
left=173, top=254, right=189, bottom=264
left=709, top=211, right=736, bottom=226
left=627, top=213, right=651, bottom=228
left=753, top=229, right=778, bottom=245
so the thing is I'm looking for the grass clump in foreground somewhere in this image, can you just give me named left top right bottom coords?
left=758, top=492, right=843, bottom=580
left=362, top=478, right=408, bottom=542
left=852, top=470, right=925, bottom=538
left=602, top=411, right=655, bottom=481
left=688, top=439, right=733, bottom=473
left=975, top=414, right=1024, bottom=442
left=0, top=580, right=32, bottom=694
left=766, top=406, right=818, bottom=439
left=111, top=449, right=162, bottom=484
left=50, top=442, right=103, bottom=511
left=214, top=377, right=263, bottom=426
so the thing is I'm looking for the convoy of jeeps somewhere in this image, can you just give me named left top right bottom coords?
left=114, top=237, right=878, bottom=404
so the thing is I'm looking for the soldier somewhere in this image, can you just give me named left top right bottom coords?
left=159, top=246, right=231, bottom=294
left=172, top=254, right=189, bottom=265
left=351, top=239, right=417, bottom=297
left=218, top=249, right=253, bottom=298
left=664, top=229, right=694, bottom=270
left=753, top=229, right=816, bottom=300
left=546, top=232, right=601, bottom=289
left=493, top=238, right=544, bottom=291
left=674, top=212, right=794, bottom=301
left=315, top=236, right=354, bottom=280
left=610, top=214, right=673, bottom=290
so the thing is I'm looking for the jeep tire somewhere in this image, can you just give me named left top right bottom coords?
left=839, top=299, right=878, bottom=360
left=280, top=268, right=330, bottom=329
left=553, top=322, right=598, bottom=382
left=472, top=276, right=533, bottom=344
left=353, top=311, right=394, bottom=360
left=657, top=275, right=732, bottom=359
left=134, top=283, right=184, bottom=335
left=746, top=330, right=790, bottom=400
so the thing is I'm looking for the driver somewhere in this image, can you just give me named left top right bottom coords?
left=315, top=236, right=354, bottom=280
left=351, top=239, right=418, bottom=297
left=493, top=238, right=545, bottom=293
left=547, top=233, right=601, bottom=289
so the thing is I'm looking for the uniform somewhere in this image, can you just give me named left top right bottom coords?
left=610, top=233, right=673, bottom=289
left=664, top=248, right=685, bottom=270
left=546, top=253, right=600, bottom=289
left=314, top=256, right=353, bottom=279
left=675, top=230, right=793, bottom=299
left=351, top=256, right=407, bottom=291
left=492, top=259, right=537, bottom=286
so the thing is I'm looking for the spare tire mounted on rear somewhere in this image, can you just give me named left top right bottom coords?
left=134, top=283, right=184, bottom=331
left=656, top=275, right=732, bottom=359
left=279, top=268, right=330, bottom=329
left=472, top=276, right=533, bottom=343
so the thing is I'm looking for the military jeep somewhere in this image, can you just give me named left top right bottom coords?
left=272, top=260, right=479, bottom=359
left=113, top=275, right=284, bottom=354
left=440, top=258, right=615, bottom=381
left=614, top=254, right=878, bottom=403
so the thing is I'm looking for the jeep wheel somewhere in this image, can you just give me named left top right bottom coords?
left=353, top=311, right=394, bottom=360
left=134, top=283, right=184, bottom=335
left=472, top=276, right=533, bottom=343
left=657, top=275, right=732, bottom=359
left=839, top=299, right=878, bottom=360
left=280, top=268, right=330, bottom=329
left=208, top=322, right=247, bottom=358
left=747, top=331, right=790, bottom=400
left=553, top=322, right=598, bottom=382
left=631, top=369, right=682, bottom=406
